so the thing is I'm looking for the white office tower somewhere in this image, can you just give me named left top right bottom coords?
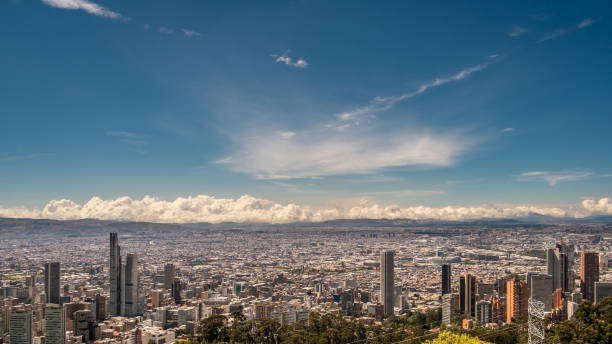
left=530, top=274, right=553, bottom=312
left=109, top=232, right=122, bottom=316
left=567, top=301, right=580, bottom=319
left=45, top=306, right=65, bottom=344
left=121, top=253, right=139, bottom=317
left=10, top=311, right=33, bottom=344
left=442, top=293, right=455, bottom=325
left=380, top=250, right=395, bottom=317
left=476, top=300, right=492, bottom=324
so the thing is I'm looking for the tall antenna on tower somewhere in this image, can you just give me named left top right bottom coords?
left=528, top=298, right=546, bottom=344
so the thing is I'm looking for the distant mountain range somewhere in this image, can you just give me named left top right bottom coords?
left=0, top=214, right=610, bottom=234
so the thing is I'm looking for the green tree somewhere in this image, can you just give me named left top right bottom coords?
left=423, top=331, right=492, bottom=344
left=196, top=314, right=229, bottom=343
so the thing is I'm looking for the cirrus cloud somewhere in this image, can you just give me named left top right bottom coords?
left=1, top=195, right=611, bottom=223
left=518, top=170, right=592, bottom=186
left=41, top=0, right=123, bottom=20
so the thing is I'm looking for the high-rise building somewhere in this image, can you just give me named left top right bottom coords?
left=460, top=274, right=476, bottom=317
left=164, top=264, right=175, bottom=290
left=594, top=282, right=612, bottom=303
left=506, top=278, right=529, bottom=324
left=121, top=253, right=138, bottom=317
left=45, top=305, right=65, bottom=344
left=151, top=289, right=163, bottom=308
left=340, top=289, right=355, bottom=316
left=548, top=244, right=572, bottom=292
left=9, top=310, right=32, bottom=344
left=441, top=264, right=451, bottom=295
left=530, top=274, right=553, bottom=311
left=580, top=252, right=599, bottom=302
left=171, top=278, right=182, bottom=304
left=44, top=262, right=60, bottom=304
left=109, top=232, right=122, bottom=316
left=380, top=250, right=395, bottom=317
left=476, top=300, right=492, bottom=324
left=491, top=296, right=506, bottom=324
left=73, top=309, right=92, bottom=342
left=441, top=293, right=456, bottom=326
left=94, top=294, right=106, bottom=321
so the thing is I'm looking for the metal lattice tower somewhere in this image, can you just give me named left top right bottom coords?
left=528, top=298, right=546, bottom=344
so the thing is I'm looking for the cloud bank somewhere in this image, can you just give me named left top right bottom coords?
left=41, top=0, right=123, bottom=20
left=1, top=195, right=611, bottom=224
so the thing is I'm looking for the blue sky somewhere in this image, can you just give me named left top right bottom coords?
left=1, top=0, right=611, bottom=218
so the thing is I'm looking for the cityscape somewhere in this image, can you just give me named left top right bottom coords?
left=1, top=0, right=612, bottom=343
left=0, top=218, right=611, bottom=343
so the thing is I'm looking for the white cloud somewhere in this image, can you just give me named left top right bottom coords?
left=518, top=171, right=592, bottom=186
left=502, top=127, right=515, bottom=132
left=274, top=52, right=309, bottom=68
left=326, top=59, right=492, bottom=131
left=159, top=26, right=173, bottom=34
left=577, top=18, right=598, bottom=29
left=278, top=131, right=296, bottom=139
left=368, top=189, right=445, bottom=197
left=506, top=25, right=529, bottom=37
left=214, top=156, right=233, bottom=164
left=106, top=130, right=138, bottom=138
left=221, top=128, right=472, bottom=179
left=41, top=0, right=122, bottom=20
left=218, top=60, right=493, bottom=179
left=1, top=195, right=611, bottom=223
left=537, top=29, right=567, bottom=43
left=182, top=29, right=201, bottom=37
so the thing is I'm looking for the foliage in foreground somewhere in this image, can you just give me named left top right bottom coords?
left=188, top=298, right=612, bottom=344
left=193, top=309, right=442, bottom=344
left=546, top=296, right=612, bottom=344
left=423, top=331, right=491, bottom=344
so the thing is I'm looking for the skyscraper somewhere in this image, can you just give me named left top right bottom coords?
left=45, top=305, right=65, bottom=344
left=580, top=251, right=599, bottom=302
left=121, top=253, right=138, bottom=317
left=171, top=278, right=182, bottom=305
left=548, top=243, right=572, bottom=292
left=95, top=294, right=106, bottom=321
left=506, top=278, right=529, bottom=324
left=380, top=250, right=394, bottom=317
left=164, top=263, right=175, bottom=290
left=44, top=262, right=60, bottom=304
left=442, top=293, right=456, bottom=325
left=340, top=289, right=355, bottom=316
left=109, top=232, right=122, bottom=316
left=476, top=300, right=492, bottom=324
left=530, top=274, right=553, bottom=311
left=460, top=274, right=476, bottom=317
left=441, top=264, right=451, bottom=295
left=9, top=310, right=32, bottom=344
